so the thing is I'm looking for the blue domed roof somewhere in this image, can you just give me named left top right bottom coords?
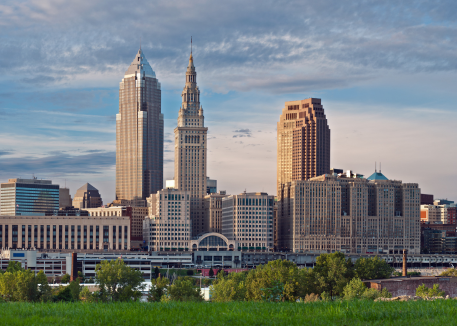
left=367, top=171, right=388, bottom=181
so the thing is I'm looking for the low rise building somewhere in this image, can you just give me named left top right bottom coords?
left=0, top=215, right=130, bottom=250
left=85, top=206, right=148, bottom=249
left=222, top=192, right=275, bottom=251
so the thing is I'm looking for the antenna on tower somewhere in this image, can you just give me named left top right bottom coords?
left=140, top=36, right=142, bottom=51
left=380, top=162, right=382, bottom=173
left=375, top=162, right=377, bottom=173
left=191, top=36, right=192, bottom=55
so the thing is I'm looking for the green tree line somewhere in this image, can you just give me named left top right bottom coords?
left=211, top=252, right=395, bottom=302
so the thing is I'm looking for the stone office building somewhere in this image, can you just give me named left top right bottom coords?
left=278, top=170, right=421, bottom=254
left=222, top=192, right=275, bottom=251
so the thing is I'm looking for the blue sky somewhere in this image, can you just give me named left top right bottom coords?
left=0, top=0, right=456, bottom=203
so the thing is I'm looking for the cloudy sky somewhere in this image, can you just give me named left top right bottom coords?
left=0, top=0, right=456, bottom=203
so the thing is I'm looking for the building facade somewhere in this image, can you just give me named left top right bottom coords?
left=221, top=192, right=275, bottom=251
left=116, top=48, right=163, bottom=203
left=278, top=171, right=421, bottom=254
left=206, top=177, right=217, bottom=194
left=85, top=206, right=148, bottom=249
left=1, top=178, right=59, bottom=216
left=144, top=188, right=191, bottom=251
left=0, top=215, right=130, bottom=250
left=277, top=98, right=330, bottom=195
left=72, top=183, right=102, bottom=209
left=173, top=51, right=208, bottom=237
left=59, top=188, right=72, bottom=208
left=204, top=191, right=228, bottom=234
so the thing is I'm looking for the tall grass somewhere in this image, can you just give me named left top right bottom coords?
left=0, top=300, right=455, bottom=325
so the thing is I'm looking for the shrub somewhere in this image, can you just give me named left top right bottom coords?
left=440, top=269, right=457, bottom=277
left=416, top=284, right=445, bottom=298
left=343, top=278, right=367, bottom=300
left=303, top=293, right=320, bottom=302
left=166, top=277, right=203, bottom=302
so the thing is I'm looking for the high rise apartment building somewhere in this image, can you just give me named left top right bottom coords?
left=174, top=51, right=208, bottom=236
left=1, top=178, right=59, bottom=216
left=278, top=171, right=421, bottom=254
left=277, top=98, right=330, bottom=195
left=144, top=188, right=191, bottom=251
left=116, top=48, right=163, bottom=204
left=221, top=192, right=275, bottom=251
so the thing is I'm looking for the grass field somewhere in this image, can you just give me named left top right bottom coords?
left=1, top=300, right=456, bottom=325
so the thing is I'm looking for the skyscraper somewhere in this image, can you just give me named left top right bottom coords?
left=116, top=48, right=163, bottom=204
left=174, top=49, right=208, bottom=236
left=277, top=98, right=330, bottom=195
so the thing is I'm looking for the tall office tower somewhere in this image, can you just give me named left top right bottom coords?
left=174, top=50, right=208, bottom=236
left=0, top=178, right=59, bottom=216
left=116, top=48, right=163, bottom=205
left=277, top=98, right=330, bottom=196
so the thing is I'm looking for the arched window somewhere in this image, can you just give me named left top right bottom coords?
left=199, top=235, right=227, bottom=247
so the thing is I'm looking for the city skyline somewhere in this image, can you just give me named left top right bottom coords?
left=0, top=0, right=456, bottom=203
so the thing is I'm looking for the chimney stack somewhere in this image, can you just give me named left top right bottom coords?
left=402, top=249, right=407, bottom=277
left=70, top=252, right=78, bottom=281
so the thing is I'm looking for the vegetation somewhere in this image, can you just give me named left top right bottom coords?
left=342, top=278, right=392, bottom=301
left=416, top=284, right=445, bottom=298
left=95, top=259, right=145, bottom=302
left=393, top=271, right=421, bottom=277
left=148, top=276, right=169, bottom=302
left=164, top=277, right=203, bottom=302
left=439, top=268, right=457, bottom=277
left=2, top=300, right=457, bottom=325
left=354, top=256, right=395, bottom=280
left=212, top=254, right=395, bottom=302
left=61, top=274, right=71, bottom=284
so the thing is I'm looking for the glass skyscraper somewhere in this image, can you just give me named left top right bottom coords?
left=0, top=178, right=59, bottom=216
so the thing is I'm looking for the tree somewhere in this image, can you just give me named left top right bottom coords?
left=95, top=259, right=145, bottom=302
left=313, top=252, right=354, bottom=299
left=166, top=277, right=203, bottom=302
left=244, top=260, right=304, bottom=302
left=343, top=278, right=367, bottom=300
left=211, top=271, right=248, bottom=302
left=68, top=278, right=82, bottom=301
left=440, top=268, right=457, bottom=277
left=209, top=268, right=214, bottom=278
left=148, top=276, right=169, bottom=302
left=77, top=271, right=85, bottom=283
left=6, top=261, right=24, bottom=273
left=61, top=274, right=71, bottom=284
left=36, top=271, right=52, bottom=302
left=154, top=267, right=160, bottom=279
left=416, top=284, right=445, bottom=298
left=354, top=256, right=394, bottom=280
